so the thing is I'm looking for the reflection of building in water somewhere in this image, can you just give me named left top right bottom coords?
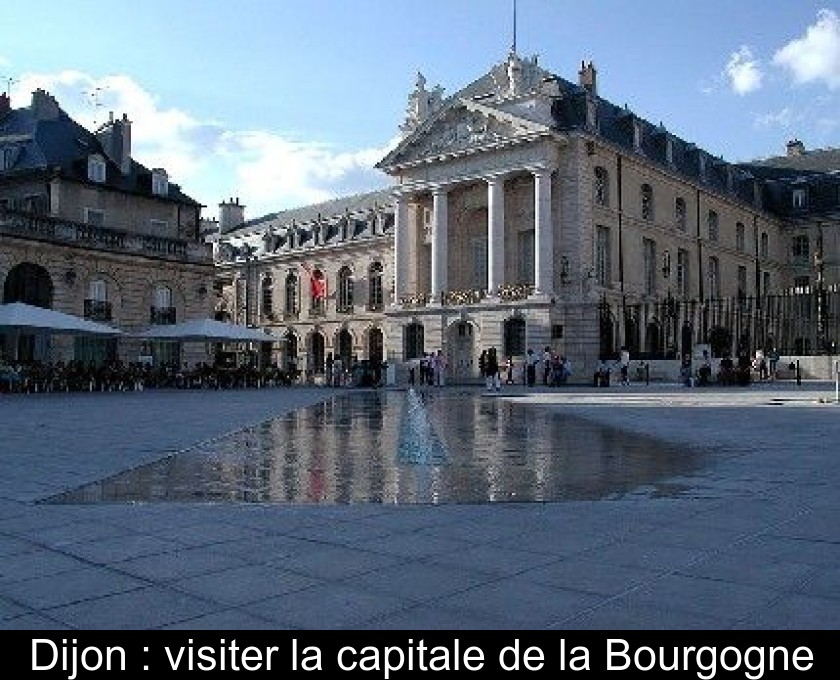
left=48, top=393, right=709, bottom=505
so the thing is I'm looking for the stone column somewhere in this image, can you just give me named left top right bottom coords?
left=487, top=176, right=505, bottom=297
left=430, top=186, right=448, bottom=302
left=533, top=168, right=554, bottom=297
left=392, top=194, right=409, bottom=304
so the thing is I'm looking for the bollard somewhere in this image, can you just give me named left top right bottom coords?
left=835, top=360, right=839, bottom=404
left=796, top=360, right=801, bottom=386
left=645, top=363, right=650, bottom=386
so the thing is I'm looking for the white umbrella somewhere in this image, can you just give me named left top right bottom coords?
left=135, top=318, right=277, bottom=343
left=0, top=302, right=123, bottom=336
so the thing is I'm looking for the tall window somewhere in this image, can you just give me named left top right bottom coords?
left=517, top=230, right=535, bottom=285
left=284, top=272, right=299, bottom=317
left=89, top=279, right=107, bottom=302
left=85, top=208, right=105, bottom=227
left=594, top=166, right=609, bottom=206
left=792, top=235, right=809, bottom=258
left=707, top=210, right=719, bottom=242
left=763, top=270, right=771, bottom=294
left=151, top=285, right=175, bottom=325
left=737, top=266, right=748, bottom=297
left=84, top=279, right=111, bottom=322
left=760, top=232, right=769, bottom=259
left=595, top=225, right=611, bottom=287
left=503, top=317, right=527, bottom=357
left=792, top=189, right=807, bottom=209
left=643, top=238, right=657, bottom=296
left=471, top=236, right=488, bottom=288
left=708, top=256, right=720, bottom=299
left=641, top=184, right=654, bottom=221
left=261, top=275, right=274, bottom=318
left=368, top=262, right=384, bottom=310
left=675, top=196, right=686, bottom=231
left=337, top=266, right=354, bottom=313
left=676, top=249, right=689, bottom=298
left=736, top=222, right=746, bottom=253
left=404, top=323, right=424, bottom=360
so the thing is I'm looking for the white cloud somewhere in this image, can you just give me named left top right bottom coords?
left=773, top=9, right=840, bottom=89
left=10, top=70, right=393, bottom=218
left=754, top=107, right=799, bottom=129
left=725, top=46, right=764, bottom=95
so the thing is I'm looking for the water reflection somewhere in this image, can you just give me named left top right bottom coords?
left=47, top=391, right=708, bottom=505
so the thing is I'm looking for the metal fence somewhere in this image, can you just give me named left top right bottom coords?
left=598, top=287, right=840, bottom=359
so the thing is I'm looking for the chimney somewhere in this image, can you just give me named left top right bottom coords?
left=95, top=113, right=132, bottom=175
left=786, top=139, right=805, bottom=157
left=0, top=92, right=10, bottom=117
left=578, top=61, right=597, bottom=97
left=219, top=197, right=246, bottom=233
left=31, top=89, right=60, bottom=120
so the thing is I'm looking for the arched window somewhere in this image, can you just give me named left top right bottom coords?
left=261, top=275, right=274, bottom=318
left=309, top=332, right=325, bottom=374
left=736, top=222, right=746, bottom=252
left=285, top=330, right=298, bottom=360
left=337, top=266, right=354, bottom=313
left=708, top=256, right=721, bottom=299
left=368, top=262, right=384, bottom=311
left=284, top=272, right=298, bottom=318
left=594, top=166, right=609, bottom=206
left=336, top=328, right=353, bottom=366
left=641, top=184, right=654, bottom=221
left=760, top=232, right=769, bottom=259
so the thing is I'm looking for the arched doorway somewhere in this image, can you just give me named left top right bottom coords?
left=368, top=327, right=383, bottom=365
left=646, top=320, right=662, bottom=358
left=503, top=316, right=526, bottom=359
left=308, top=331, right=325, bottom=374
left=336, top=328, right=353, bottom=367
left=446, top=320, right=475, bottom=382
left=3, top=262, right=53, bottom=308
left=2, top=263, right=54, bottom=362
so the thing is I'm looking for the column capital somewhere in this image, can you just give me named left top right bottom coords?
left=430, top=184, right=450, bottom=197
left=527, top=165, right=557, bottom=178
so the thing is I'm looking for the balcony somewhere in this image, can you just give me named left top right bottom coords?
left=498, top=283, right=534, bottom=302
left=308, top=303, right=327, bottom=318
left=150, top=306, right=177, bottom=325
left=399, top=293, right=430, bottom=309
left=336, top=304, right=355, bottom=315
left=84, top=299, right=112, bottom=322
left=283, top=309, right=300, bottom=321
left=441, top=288, right=486, bottom=306
left=0, top=207, right=211, bottom=265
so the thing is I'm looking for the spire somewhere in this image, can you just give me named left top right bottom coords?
left=512, top=0, right=518, bottom=55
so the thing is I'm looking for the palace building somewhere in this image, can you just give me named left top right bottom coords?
left=215, top=52, right=840, bottom=381
left=0, top=89, right=214, bottom=366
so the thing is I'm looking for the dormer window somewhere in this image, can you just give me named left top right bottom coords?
left=152, top=169, right=169, bottom=197
left=792, top=188, right=807, bottom=209
left=88, top=155, right=106, bottom=183
left=2, top=146, right=17, bottom=171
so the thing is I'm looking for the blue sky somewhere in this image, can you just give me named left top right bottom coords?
left=2, top=1, right=838, bottom=219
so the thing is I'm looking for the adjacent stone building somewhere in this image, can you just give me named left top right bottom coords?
left=216, top=52, right=840, bottom=381
left=0, top=89, right=214, bottom=365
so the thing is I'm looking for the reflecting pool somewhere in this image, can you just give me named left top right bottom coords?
left=47, top=390, right=709, bottom=505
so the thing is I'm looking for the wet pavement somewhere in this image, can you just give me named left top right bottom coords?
left=0, top=382, right=839, bottom=629
left=47, top=390, right=709, bottom=505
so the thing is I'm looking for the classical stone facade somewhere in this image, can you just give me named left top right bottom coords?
left=215, top=52, right=840, bottom=381
left=1, top=90, right=214, bottom=365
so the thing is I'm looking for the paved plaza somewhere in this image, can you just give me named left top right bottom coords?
left=0, top=381, right=838, bottom=629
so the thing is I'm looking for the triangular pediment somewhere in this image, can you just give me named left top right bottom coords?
left=378, top=98, right=551, bottom=170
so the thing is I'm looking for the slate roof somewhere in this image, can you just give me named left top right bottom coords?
left=229, top=188, right=394, bottom=237
left=0, top=100, right=201, bottom=206
left=750, top=147, right=840, bottom=175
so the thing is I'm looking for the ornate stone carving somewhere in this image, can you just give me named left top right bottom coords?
left=400, top=72, right=444, bottom=138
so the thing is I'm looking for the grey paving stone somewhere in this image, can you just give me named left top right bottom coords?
left=425, top=543, right=559, bottom=578
left=1, top=567, right=147, bottom=610
left=171, top=563, right=319, bottom=606
left=63, top=534, right=181, bottom=564
left=524, top=557, right=666, bottom=597
left=46, top=586, right=217, bottom=629
left=112, top=547, right=251, bottom=582
left=737, top=593, right=840, bottom=629
left=348, top=560, right=495, bottom=604
left=249, top=582, right=409, bottom=629
left=0, top=549, right=91, bottom=584
left=272, top=544, right=407, bottom=580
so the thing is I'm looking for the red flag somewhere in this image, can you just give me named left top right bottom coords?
left=301, top=263, right=327, bottom=299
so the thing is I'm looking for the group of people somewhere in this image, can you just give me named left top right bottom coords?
left=407, top=351, right=447, bottom=387
left=0, top=358, right=296, bottom=394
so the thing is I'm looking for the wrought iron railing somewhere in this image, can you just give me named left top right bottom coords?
left=150, top=306, right=177, bottom=325
left=84, top=299, right=112, bottom=322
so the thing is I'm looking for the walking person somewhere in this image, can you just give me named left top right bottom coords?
left=434, top=350, right=447, bottom=387
left=543, top=346, right=552, bottom=385
left=485, top=347, right=500, bottom=392
left=525, top=348, right=538, bottom=387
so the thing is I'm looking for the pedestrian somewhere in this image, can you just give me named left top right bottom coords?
left=505, top=355, right=514, bottom=384
left=543, top=346, right=552, bottom=385
left=525, top=348, right=538, bottom=387
left=485, top=347, right=500, bottom=392
left=619, top=346, right=630, bottom=386
left=434, top=350, right=447, bottom=387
